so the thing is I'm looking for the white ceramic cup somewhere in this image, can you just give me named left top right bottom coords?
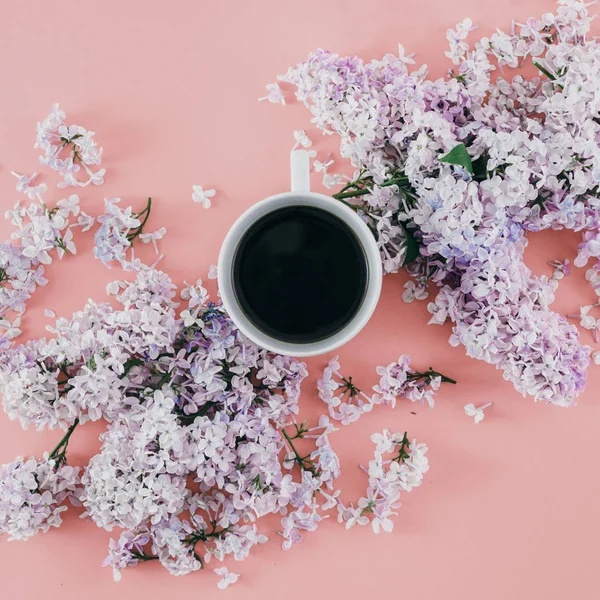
left=218, top=150, right=382, bottom=357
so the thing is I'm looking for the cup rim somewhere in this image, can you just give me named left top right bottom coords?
left=218, top=191, right=382, bottom=357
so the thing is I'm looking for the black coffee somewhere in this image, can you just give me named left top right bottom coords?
left=233, top=205, right=368, bottom=344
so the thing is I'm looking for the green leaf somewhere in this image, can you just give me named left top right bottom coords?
left=439, top=143, right=473, bottom=174
left=401, top=224, right=419, bottom=266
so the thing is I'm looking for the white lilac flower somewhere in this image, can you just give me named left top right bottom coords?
left=0, top=455, right=80, bottom=541
left=102, top=528, right=152, bottom=581
left=35, top=104, right=105, bottom=188
left=402, top=280, right=429, bottom=303
left=548, top=259, right=570, bottom=281
left=208, top=264, right=218, bottom=279
left=80, top=390, right=191, bottom=530
left=337, top=430, right=428, bottom=534
left=94, top=198, right=154, bottom=270
left=258, top=82, right=286, bottom=105
left=566, top=304, right=599, bottom=343
left=317, top=356, right=453, bottom=422
left=2, top=268, right=317, bottom=578
left=192, top=185, right=216, bottom=208
left=464, top=402, right=492, bottom=423
left=10, top=172, right=48, bottom=200
left=0, top=185, right=84, bottom=322
left=322, top=173, right=345, bottom=189
left=139, top=227, right=167, bottom=255
left=292, top=130, right=312, bottom=149
left=214, top=567, right=240, bottom=590
left=74, top=211, right=95, bottom=232
left=313, top=156, right=334, bottom=173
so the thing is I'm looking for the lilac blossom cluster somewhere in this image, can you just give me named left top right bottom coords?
left=276, top=0, right=599, bottom=406
left=0, top=269, right=305, bottom=578
left=1, top=179, right=94, bottom=343
left=1, top=104, right=104, bottom=342
left=35, top=104, right=105, bottom=188
left=318, top=355, right=455, bottom=424
left=0, top=455, right=80, bottom=541
left=338, top=430, right=428, bottom=534
left=93, top=197, right=163, bottom=270
left=0, top=268, right=436, bottom=583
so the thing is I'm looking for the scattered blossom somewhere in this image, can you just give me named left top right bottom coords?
left=337, top=430, right=428, bottom=534
left=292, top=130, right=312, bottom=149
left=548, top=259, right=570, bottom=281
left=322, top=173, right=345, bottom=189
left=214, top=567, right=240, bottom=589
left=35, top=103, right=105, bottom=188
left=93, top=197, right=152, bottom=269
left=402, top=280, right=428, bottom=303
left=317, top=356, right=454, bottom=423
left=258, top=82, right=286, bottom=105
left=139, top=227, right=167, bottom=255
left=464, top=402, right=492, bottom=423
left=192, top=186, right=216, bottom=208
left=10, top=172, right=48, bottom=200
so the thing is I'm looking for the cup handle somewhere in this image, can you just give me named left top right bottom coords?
left=290, top=149, right=310, bottom=193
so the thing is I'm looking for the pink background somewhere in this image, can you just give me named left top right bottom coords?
left=0, top=1, right=599, bottom=598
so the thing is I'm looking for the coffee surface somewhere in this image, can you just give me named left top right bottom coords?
left=233, top=205, right=368, bottom=344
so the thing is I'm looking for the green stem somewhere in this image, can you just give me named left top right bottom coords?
left=48, top=419, right=80, bottom=467
left=333, top=176, right=410, bottom=201
left=54, top=237, right=70, bottom=254
left=407, top=368, right=456, bottom=385
left=336, top=197, right=377, bottom=217
left=131, top=552, right=159, bottom=562
left=127, top=197, right=153, bottom=242
left=282, top=428, right=317, bottom=475
left=392, top=431, right=410, bottom=463
left=340, top=376, right=361, bottom=398
left=533, top=60, right=556, bottom=81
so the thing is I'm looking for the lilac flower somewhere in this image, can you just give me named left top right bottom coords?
left=337, top=430, right=428, bottom=534
left=322, top=173, right=345, bottom=189
left=35, top=104, right=105, bottom=188
left=0, top=186, right=83, bottom=323
left=214, top=567, right=240, bottom=590
left=402, top=280, right=429, bottom=303
left=10, top=172, right=48, bottom=200
left=464, top=402, right=492, bottom=423
left=102, top=528, right=152, bottom=581
left=0, top=456, right=80, bottom=541
left=139, top=227, right=167, bottom=255
left=192, top=185, right=216, bottom=208
left=548, top=259, right=570, bottom=281
left=292, top=130, right=312, bottom=150
left=94, top=198, right=154, bottom=270
left=208, top=264, right=218, bottom=279
left=1, top=268, right=317, bottom=578
left=317, top=356, right=454, bottom=421
left=280, top=0, right=599, bottom=405
left=258, top=83, right=286, bottom=105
